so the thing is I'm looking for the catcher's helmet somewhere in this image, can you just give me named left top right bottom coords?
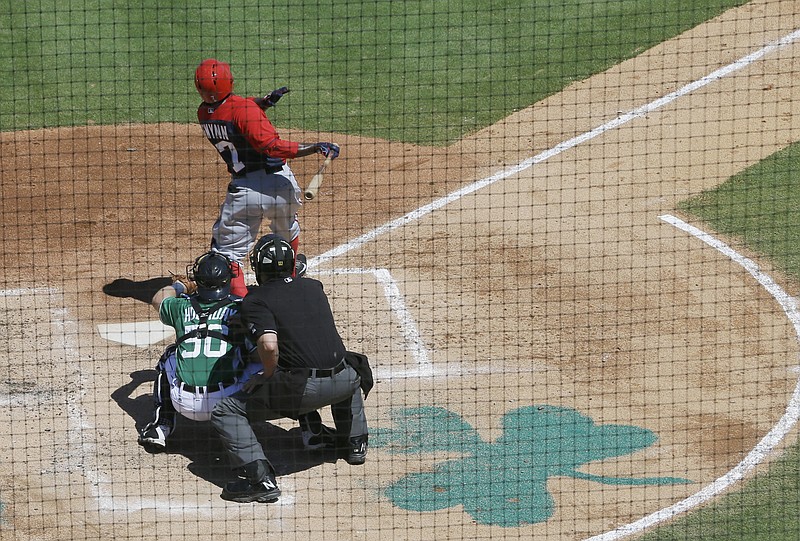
left=250, top=234, right=295, bottom=284
left=194, top=59, right=233, bottom=104
left=190, top=251, right=234, bottom=301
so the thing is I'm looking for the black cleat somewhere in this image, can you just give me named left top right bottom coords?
left=137, top=418, right=174, bottom=454
left=220, top=474, right=281, bottom=504
left=345, top=435, right=368, bottom=465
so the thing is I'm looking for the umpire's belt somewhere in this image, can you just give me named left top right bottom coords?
left=181, top=379, right=237, bottom=393
left=288, top=361, right=347, bottom=379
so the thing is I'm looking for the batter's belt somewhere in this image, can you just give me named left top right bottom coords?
left=232, top=163, right=284, bottom=179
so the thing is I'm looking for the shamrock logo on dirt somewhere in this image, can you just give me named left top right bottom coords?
left=372, top=405, right=691, bottom=527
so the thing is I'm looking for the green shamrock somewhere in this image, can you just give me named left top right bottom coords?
left=372, top=405, right=691, bottom=527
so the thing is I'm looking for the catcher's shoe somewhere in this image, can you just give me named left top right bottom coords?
left=137, top=418, right=174, bottom=453
left=345, top=435, right=368, bottom=466
left=294, top=253, right=308, bottom=278
left=220, top=474, right=281, bottom=504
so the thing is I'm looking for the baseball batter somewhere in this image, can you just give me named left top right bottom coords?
left=194, top=58, right=340, bottom=296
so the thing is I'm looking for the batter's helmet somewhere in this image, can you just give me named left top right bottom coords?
left=190, top=251, right=234, bottom=301
left=250, top=234, right=295, bottom=284
left=194, top=59, right=234, bottom=104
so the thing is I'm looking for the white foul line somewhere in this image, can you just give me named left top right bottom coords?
left=585, top=215, right=800, bottom=541
left=309, top=28, right=800, bottom=270
left=76, top=27, right=800, bottom=522
left=306, top=27, right=800, bottom=538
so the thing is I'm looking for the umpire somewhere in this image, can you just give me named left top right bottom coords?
left=210, top=233, right=370, bottom=504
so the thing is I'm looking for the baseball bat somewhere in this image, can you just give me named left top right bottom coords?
left=304, top=156, right=333, bottom=201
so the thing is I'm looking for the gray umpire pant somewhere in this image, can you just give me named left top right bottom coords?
left=210, top=364, right=368, bottom=470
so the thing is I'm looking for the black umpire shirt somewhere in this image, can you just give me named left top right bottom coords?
left=241, top=277, right=347, bottom=370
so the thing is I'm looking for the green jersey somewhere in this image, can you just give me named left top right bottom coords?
left=159, top=296, right=247, bottom=387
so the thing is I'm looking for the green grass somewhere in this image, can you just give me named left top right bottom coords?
left=640, top=444, right=800, bottom=540
left=7, top=1, right=797, bottom=538
left=641, top=143, right=800, bottom=539
left=679, top=144, right=800, bottom=278
left=1, top=0, right=744, bottom=144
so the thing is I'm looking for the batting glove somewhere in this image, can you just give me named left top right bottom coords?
left=255, top=87, right=289, bottom=109
left=317, top=142, right=340, bottom=160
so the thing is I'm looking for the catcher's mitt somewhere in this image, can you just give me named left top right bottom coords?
left=170, top=273, right=197, bottom=296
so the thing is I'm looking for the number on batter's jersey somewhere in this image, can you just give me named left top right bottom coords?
left=214, top=140, right=245, bottom=173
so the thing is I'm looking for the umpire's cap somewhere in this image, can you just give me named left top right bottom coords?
left=250, top=234, right=295, bottom=284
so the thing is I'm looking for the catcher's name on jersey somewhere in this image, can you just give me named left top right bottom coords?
left=182, top=304, right=238, bottom=324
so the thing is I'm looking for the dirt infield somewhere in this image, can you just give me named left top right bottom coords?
left=3, top=1, right=800, bottom=539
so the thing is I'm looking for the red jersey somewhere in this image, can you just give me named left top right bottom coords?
left=197, top=95, right=300, bottom=176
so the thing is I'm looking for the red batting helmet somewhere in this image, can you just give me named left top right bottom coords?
left=194, top=59, right=234, bottom=104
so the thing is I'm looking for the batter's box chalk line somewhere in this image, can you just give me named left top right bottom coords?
left=97, top=267, right=431, bottom=366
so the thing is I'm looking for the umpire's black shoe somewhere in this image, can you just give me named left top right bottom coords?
left=346, top=435, right=368, bottom=466
left=220, top=474, right=281, bottom=504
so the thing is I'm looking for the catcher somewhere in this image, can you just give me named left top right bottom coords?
left=137, top=251, right=261, bottom=452
left=139, top=250, right=333, bottom=453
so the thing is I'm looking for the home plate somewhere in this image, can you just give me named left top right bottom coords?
left=97, top=321, right=175, bottom=348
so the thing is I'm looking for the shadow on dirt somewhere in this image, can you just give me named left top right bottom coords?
left=110, top=370, right=337, bottom=488
left=102, top=277, right=172, bottom=304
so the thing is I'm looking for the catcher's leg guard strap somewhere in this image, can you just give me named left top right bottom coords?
left=146, top=346, right=177, bottom=427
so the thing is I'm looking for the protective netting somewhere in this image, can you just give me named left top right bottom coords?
left=2, top=1, right=800, bottom=540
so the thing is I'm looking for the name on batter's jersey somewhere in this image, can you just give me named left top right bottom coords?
left=201, top=119, right=257, bottom=175
left=202, top=121, right=231, bottom=143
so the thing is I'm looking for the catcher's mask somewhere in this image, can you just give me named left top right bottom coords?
left=189, top=251, right=234, bottom=302
left=194, top=58, right=233, bottom=104
left=250, top=234, right=295, bottom=284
